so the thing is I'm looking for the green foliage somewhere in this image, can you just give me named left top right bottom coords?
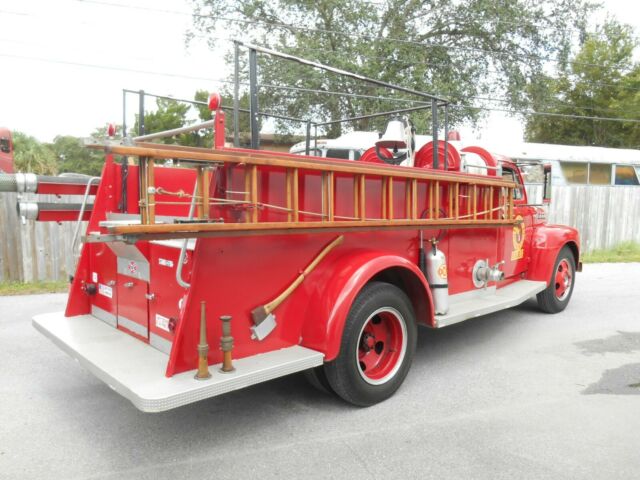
left=12, top=132, right=57, bottom=175
left=0, top=280, right=68, bottom=296
left=190, top=0, right=594, bottom=137
left=525, top=19, right=640, bottom=148
left=131, top=97, right=205, bottom=146
left=50, top=135, right=104, bottom=176
left=582, top=242, right=640, bottom=263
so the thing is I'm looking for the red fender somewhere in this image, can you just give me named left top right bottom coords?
left=300, top=250, right=434, bottom=361
left=460, top=146, right=499, bottom=177
left=414, top=141, right=461, bottom=171
left=526, top=225, right=580, bottom=284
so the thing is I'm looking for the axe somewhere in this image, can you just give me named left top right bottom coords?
left=250, top=235, right=344, bottom=340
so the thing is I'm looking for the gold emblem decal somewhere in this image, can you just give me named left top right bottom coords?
left=511, top=215, right=525, bottom=261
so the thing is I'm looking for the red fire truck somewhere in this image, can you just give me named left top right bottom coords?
left=1, top=44, right=580, bottom=412
left=0, top=127, right=13, bottom=173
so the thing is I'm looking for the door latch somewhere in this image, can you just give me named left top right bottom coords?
left=123, top=281, right=134, bottom=288
left=145, top=293, right=155, bottom=301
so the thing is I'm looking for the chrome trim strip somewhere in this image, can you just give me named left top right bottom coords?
left=91, top=304, right=117, bottom=327
left=149, top=333, right=172, bottom=355
left=117, top=315, right=148, bottom=338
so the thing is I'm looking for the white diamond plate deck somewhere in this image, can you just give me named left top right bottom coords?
left=33, top=312, right=324, bottom=412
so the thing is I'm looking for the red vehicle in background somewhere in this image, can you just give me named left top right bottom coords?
left=0, top=128, right=13, bottom=173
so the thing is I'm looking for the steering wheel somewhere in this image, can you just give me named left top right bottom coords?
left=360, top=146, right=392, bottom=163
left=375, top=144, right=405, bottom=164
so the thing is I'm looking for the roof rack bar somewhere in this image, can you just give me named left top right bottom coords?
left=234, top=40, right=449, bottom=104
left=315, top=104, right=433, bottom=127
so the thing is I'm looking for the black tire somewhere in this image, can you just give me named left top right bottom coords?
left=303, top=366, right=335, bottom=395
left=324, top=281, right=417, bottom=407
left=537, top=246, right=576, bottom=313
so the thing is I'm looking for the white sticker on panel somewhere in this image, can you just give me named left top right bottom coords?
left=159, top=258, right=174, bottom=268
left=98, top=283, right=113, bottom=298
left=155, top=314, right=170, bottom=332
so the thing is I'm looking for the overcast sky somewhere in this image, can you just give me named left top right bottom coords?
left=0, top=0, right=638, bottom=144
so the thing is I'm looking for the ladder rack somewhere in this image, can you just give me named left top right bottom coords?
left=89, top=143, right=518, bottom=242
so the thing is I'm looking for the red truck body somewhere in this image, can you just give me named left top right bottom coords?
left=66, top=153, right=579, bottom=377
left=22, top=118, right=576, bottom=412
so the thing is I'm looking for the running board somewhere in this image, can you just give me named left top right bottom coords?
left=33, top=312, right=324, bottom=412
left=434, top=280, right=547, bottom=328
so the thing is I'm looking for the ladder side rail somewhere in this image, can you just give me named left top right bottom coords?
left=95, top=145, right=514, bottom=189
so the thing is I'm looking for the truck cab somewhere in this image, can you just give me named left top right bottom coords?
left=0, top=128, right=13, bottom=173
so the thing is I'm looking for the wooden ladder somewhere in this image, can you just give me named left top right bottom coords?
left=91, top=143, right=518, bottom=241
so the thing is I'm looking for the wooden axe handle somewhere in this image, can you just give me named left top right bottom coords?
left=264, top=235, right=344, bottom=314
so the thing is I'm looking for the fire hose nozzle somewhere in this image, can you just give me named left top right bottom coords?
left=219, top=315, right=235, bottom=373
left=194, top=301, right=212, bottom=381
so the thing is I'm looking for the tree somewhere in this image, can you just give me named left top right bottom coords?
left=51, top=135, right=105, bottom=176
left=131, top=97, right=203, bottom=146
left=190, top=0, right=594, bottom=137
left=525, top=19, right=640, bottom=148
left=12, top=132, right=57, bottom=175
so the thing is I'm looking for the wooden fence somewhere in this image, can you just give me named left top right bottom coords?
left=0, top=186, right=638, bottom=282
left=546, top=185, right=640, bottom=253
left=0, top=193, right=81, bottom=282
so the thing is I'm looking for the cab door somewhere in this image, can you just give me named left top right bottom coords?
left=499, top=165, right=535, bottom=279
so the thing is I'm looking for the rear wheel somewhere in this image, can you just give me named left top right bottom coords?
left=537, top=246, right=576, bottom=313
left=303, top=366, right=335, bottom=395
left=325, top=282, right=417, bottom=406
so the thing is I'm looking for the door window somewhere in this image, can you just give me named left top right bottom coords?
left=502, top=168, right=523, bottom=200
left=0, top=137, right=10, bottom=154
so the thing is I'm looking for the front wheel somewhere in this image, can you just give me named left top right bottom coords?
left=537, top=246, right=576, bottom=313
left=325, top=282, right=417, bottom=406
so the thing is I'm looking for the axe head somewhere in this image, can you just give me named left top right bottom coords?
left=250, top=313, right=276, bottom=341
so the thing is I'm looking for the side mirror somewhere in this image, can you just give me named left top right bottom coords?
left=543, top=164, right=552, bottom=204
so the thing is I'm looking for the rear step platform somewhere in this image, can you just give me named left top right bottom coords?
left=33, top=312, right=324, bottom=412
left=435, top=280, right=547, bottom=328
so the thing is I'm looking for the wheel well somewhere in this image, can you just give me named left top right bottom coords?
left=370, top=267, right=431, bottom=326
left=565, top=241, right=579, bottom=266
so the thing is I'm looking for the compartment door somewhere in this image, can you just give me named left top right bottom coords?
left=116, top=255, right=150, bottom=341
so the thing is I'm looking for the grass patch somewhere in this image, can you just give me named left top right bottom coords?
left=0, top=280, right=69, bottom=296
left=582, top=242, right=640, bottom=263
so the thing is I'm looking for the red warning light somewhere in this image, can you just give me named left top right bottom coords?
left=208, top=92, right=222, bottom=111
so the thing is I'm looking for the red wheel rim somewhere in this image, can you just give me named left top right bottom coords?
left=356, top=307, right=407, bottom=385
left=554, top=259, right=573, bottom=301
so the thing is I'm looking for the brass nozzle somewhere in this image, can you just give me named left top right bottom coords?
left=195, top=301, right=212, bottom=380
left=219, top=315, right=235, bottom=373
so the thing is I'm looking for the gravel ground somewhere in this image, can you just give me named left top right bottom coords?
left=1, top=262, right=639, bottom=480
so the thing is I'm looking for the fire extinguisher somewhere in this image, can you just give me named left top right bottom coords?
left=421, top=235, right=449, bottom=315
